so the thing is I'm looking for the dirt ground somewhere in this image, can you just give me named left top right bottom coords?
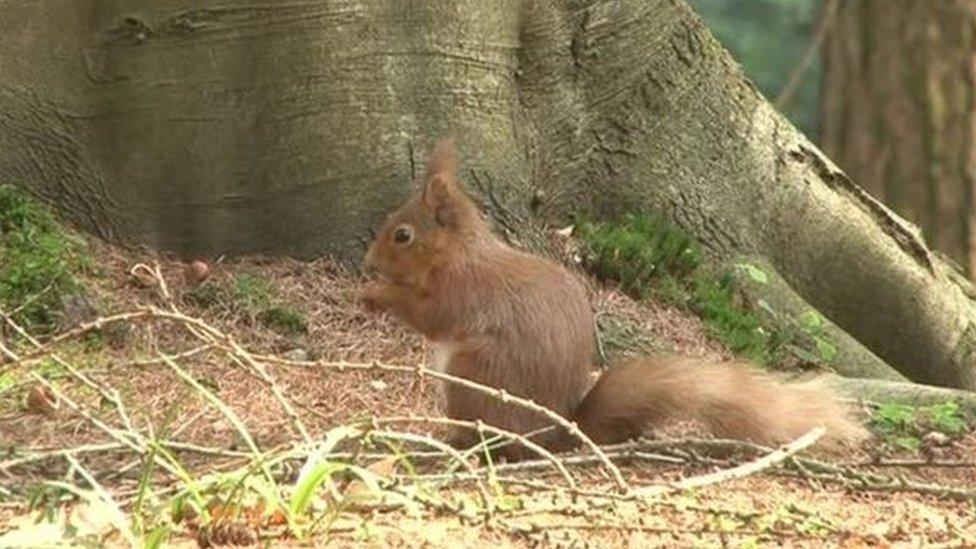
left=1, top=240, right=974, bottom=548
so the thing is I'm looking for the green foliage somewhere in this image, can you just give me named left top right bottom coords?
left=187, top=272, right=308, bottom=336
left=929, top=400, right=968, bottom=435
left=0, top=372, right=16, bottom=393
left=871, top=399, right=971, bottom=452
left=687, top=0, right=822, bottom=139
left=142, top=526, right=171, bottom=549
left=0, top=184, right=88, bottom=332
left=230, top=273, right=275, bottom=312
left=291, top=426, right=362, bottom=517
left=259, top=306, right=308, bottom=336
left=577, top=214, right=845, bottom=368
left=873, top=403, right=917, bottom=434
left=790, top=309, right=838, bottom=362
left=690, top=275, right=768, bottom=362
left=736, top=263, right=769, bottom=285
left=576, top=213, right=700, bottom=301
left=577, top=214, right=770, bottom=362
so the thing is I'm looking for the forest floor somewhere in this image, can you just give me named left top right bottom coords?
left=1, top=238, right=975, bottom=548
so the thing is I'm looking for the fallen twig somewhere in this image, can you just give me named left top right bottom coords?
left=375, top=415, right=577, bottom=489
left=636, top=427, right=825, bottom=496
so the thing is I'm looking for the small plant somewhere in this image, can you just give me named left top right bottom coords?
left=928, top=400, right=968, bottom=435
left=0, top=371, right=18, bottom=409
left=871, top=399, right=971, bottom=452
left=794, top=310, right=839, bottom=363
left=187, top=272, right=308, bottom=336
left=0, top=184, right=89, bottom=332
left=259, top=306, right=308, bottom=335
left=690, top=274, right=769, bottom=363
left=873, top=402, right=917, bottom=435
left=230, top=273, right=275, bottom=313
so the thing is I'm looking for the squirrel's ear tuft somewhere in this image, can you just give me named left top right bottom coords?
left=421, top=139, right=466, bottom=227
left=425, top=138, right=457, bottom=181
left=422, top=174, right=459, bottom=227
left=420, top=138, right=482, bottom=229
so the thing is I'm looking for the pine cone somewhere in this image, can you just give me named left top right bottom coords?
left=195, top=521, right=257, bottom=548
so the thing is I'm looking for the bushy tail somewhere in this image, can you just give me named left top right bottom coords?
left=571, top=356, right=866, bottom=447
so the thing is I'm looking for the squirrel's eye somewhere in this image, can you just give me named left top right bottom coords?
left=393, top=224, right=414, bottom=245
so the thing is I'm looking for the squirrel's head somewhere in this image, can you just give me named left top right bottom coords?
left=364, top=139, right=487, bottom=285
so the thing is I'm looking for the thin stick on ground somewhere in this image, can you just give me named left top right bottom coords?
left=159, top=354, right=282, bottom=493
left=782, top=453, right=976, bottom=503
left=27, top=373, right=188, bottom=484
left=368, top=429, right=496, bottom=518
left=639, top=427, right=826, bottom=496
left=137, top=261, right=315, bottom=446
left=375, top=415, right=577, bottom=489
left=62, top=454, right=140, bottom=548
left=5, top=309, right=155, bottom=365
left=628, top=437, right=976, bottom=503
left=0, top=441, right=253, bottom=473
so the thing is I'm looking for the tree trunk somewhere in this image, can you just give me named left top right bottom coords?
left=822, top=0, right=976, bottom=274
left=2, top=1, right=976, bottom=389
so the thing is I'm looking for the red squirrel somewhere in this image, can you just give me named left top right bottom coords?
left=362, top=139, right=864, bottom=460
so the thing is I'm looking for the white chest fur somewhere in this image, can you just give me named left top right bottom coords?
left=427, top=340, right=457, bottom=373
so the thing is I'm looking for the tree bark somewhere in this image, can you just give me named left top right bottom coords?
left=0, top=1, right=529, bottom=257
left=2, top=0, right=976, bottom=389
left=822, top=0, right=976, bottom=274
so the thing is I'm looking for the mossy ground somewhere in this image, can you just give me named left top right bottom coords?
left=0, top=185, right=90, bottom=333
left=576, top=214, right=841, bottom=369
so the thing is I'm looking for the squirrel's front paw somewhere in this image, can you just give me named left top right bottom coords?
left=359, top=283, right=388, bottom=313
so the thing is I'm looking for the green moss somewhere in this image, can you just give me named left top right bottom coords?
left=0, top=184, right=89, bottom=333
left=578, top=214, right=770, bottom=361
left=187, top=272, right=308, bottom=336
left=928, top=400, right=969, bottom=435
left=577, top=214, right=700, bottom=302
left=690, top=274, right=769, bottom=363
left=873, top=402, right=917, bottom=434
left=259, top=306, right=308, bottom=335
left=577, top=213, right=839, bottom=367
left=0, top=372, right=16, bottom=402
left=230, top=273, right=275, bottom=312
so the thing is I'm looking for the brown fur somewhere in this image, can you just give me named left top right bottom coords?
left=363, top=139, right=865, bottom=460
